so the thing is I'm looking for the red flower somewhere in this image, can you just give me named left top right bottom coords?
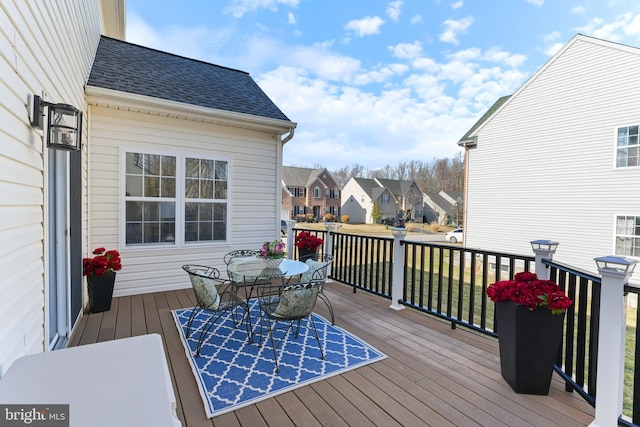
left=294, top=231, right=324, bottom=251
left=83, top=247, right=122, bottom=276
left=486, top=272, right=572, bottom=315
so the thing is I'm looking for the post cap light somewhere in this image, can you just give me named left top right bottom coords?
left=594, top=256, right=638, bottom=275
left=391, top=227, right=407, bottom=237
left=530, top=239, right=559, bottom=254
left=324, top=222, right=341, bottom=232
left=30, top=95, right=82, bottom=151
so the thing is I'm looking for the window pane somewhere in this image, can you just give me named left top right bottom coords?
left=161, top=177, right=175, bottom=197
left=144, top=177, right=160, bottom=197
left=161, top=156, right=176, bottom=176
left=126, top=223, right=142, bottom=244
left=161, top=222, right=175, bottom=242
left=617, top=149, right=628, bottom=167
left=215, top=181, right=226, bottom=199
left=143, top=202, right=159, bottom=221
left=200, top=204, right=213, bottom=221
left=213, top=203, right=226, bottom=221
left=215, top=161, right=227, bottom=180
left=145, top=154, right=160, bottom=175
left=143, top=223, right=159, bottom=243
left=185, top=202, right=198, bottom=221
left=186, top=158, right=199, bottom=178
left=126, top=201, right=142, bottom=221
left=185, top=179, right=199, bottom=198
left=126, top=153, right=144, bottom=174
left=201, top=180, right=214, bottom=199
left=199, top=222, right=213, bottom=241
left=201, top=160, right=214, bottom=179
left=125, top=175, right=143, bottom=197
left=185, top=222, right=198, bottom=242
left=630, top=126, right=638, bottom=136
left=213, top=222, right=226, bottom=241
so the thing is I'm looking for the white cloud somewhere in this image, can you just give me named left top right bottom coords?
left=571, top=6, right=586, bottom=15
left=439, top=16, right=473, bottom=45
left=451, top=1, right=464, bottom=10
left=575, top=13, right=640, bottom=41
left=482, top=47, right=527, bottom=68
left=542, top=31, right=561, bottom=42
left=344, top=16, right=385, bottom=37
left=386, top=1, right=403, bottom=22
left=544, top=42, right=564, bottom=56
left=224, top=0, right=300, bottom=18
left=288, top=12, right=296, bottom=24
left=525, top=0, right=544, bottom=6
left=389, top=41, right=423, bottom=59
left=411, top=15, right=423, bottom=24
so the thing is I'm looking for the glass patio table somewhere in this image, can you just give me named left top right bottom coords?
left=227, top=258, right=310, bottom=301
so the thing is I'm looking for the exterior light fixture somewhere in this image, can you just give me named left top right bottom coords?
left=529, top=239, right=559, bottom=256
left=594, top=256, right=638, bottom=275
left=30, top=95, right=82, bottom=151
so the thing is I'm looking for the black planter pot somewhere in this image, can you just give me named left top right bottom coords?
left=87, top=271, right=116, bottom=313
left=495, top=301, right=565, bottom=395
left=298, top=247, right=317, bottom=262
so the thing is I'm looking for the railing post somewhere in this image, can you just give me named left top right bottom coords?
left=285, top=219, right=296, bottom=259
left=324, top=222, right=340, bottom=278
left=390, top=227, right=407, bottom=311
left=589, top=256, right=638, bottom=427
left=529, top=240, right=559, bottom=280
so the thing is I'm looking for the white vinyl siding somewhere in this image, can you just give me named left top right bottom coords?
left=89, top=106, right=281, bottom=296
left=464, top=36, right=640, bottom=284
left=0, top=1, right=101, bottom=373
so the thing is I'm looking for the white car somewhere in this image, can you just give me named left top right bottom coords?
left=445, top=228, right=464, bottom=243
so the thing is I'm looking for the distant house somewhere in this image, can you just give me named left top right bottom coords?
left=423, top=191, right=463, bottom=225
left=341, top=177, right=423, bottom=224
left=0, top=0, right=295, bottom=372
left=281, top=166, right=341, bottom=221
left=459, top=34, right=640, bottom=283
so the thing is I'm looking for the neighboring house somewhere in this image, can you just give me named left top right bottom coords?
left=341, top=177, right=423, bottom=224
left=281, top=166, right=341, bottom=220
left=0, top=0, right=295, bottom=374
left=459, top=34, right=640, bottom=284
left=423, top=191, right=463, bottom=225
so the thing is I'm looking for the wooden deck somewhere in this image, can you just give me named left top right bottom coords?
left=70, top=281, right=594, bottom=427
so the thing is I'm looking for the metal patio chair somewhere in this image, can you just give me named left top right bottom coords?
left=257, top=281, right=325, bottom=373
left=300, top=253, right=335, bottom=325
left=182, top=264, right=252, bottom=356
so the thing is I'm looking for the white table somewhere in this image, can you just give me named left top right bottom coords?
left=0, top=334, right=181, bottom=427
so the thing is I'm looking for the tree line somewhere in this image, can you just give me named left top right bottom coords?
left=328, top=153, right=464, bottom=194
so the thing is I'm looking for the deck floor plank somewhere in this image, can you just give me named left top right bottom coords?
left=70, top=281, right=595, bottom=426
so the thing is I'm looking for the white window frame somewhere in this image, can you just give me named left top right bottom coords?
left=615, top=215, right=640, bottom=258
left=382, top=194, right=391, bottom=204
left=120, top=148, right=230, bottom=249
left=313, top=187, right=320, bottom=198
left=615, top=124, right=640, bottom=168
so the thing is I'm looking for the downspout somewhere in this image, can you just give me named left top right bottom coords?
left=281, top=127, right=295, bottom=145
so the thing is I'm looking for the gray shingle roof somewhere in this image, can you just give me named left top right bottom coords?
left=282, top=166, right=325, bottom=187
left=87, top=36, right=291, bottom=122
left=458, top=95, right=510, bottom=142
left=352, top=177, right=379, bottom=199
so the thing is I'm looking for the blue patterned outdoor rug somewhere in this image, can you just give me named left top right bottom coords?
left=172, top=300, right=386, bottom=418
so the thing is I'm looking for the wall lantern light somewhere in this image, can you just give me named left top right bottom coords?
left=30, top=95, right=82, bottom=151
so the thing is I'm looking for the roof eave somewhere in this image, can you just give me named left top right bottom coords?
left=85, top=85, right=297, bottom=134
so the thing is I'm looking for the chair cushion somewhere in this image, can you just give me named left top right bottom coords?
left=273, top=284, right=317, bottom=318
left=189, top=274, right=220, bottom=310
left=301, top=259, right=325, bottom=283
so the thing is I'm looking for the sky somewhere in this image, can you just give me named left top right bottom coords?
left=125, top=0, right=640, bottom=170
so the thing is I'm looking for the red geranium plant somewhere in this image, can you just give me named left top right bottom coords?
left=486, top=271, right=573, bottom=315
left=294, top=231, right=324, bottom=251
left=83, top=247, right=122, bottom=276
